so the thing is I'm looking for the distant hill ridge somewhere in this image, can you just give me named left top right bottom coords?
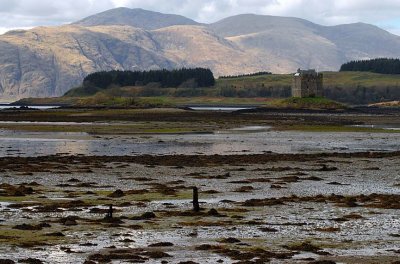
left=73, top=7, right=201, bottom=29
left=0, top=7, right=400, bottom=100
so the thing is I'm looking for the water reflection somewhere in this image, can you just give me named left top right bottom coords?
left=189, top=106, right=253, bottom=111
left=0, top=136, right=94, bottom=156
left=0, top=129, right=399, bottom=157
left=52, top=139, right=91, bottom=155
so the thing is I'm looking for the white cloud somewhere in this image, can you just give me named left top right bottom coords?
left=0, top=0, right=399, bottom=35
left=0, top=0, right=116, bottom=27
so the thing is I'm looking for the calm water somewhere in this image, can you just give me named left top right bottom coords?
left=0, top=127, right=399, bottom=157
left=188, top=106, right=254, bottom=111
left=351, top=124, right=400, bottom=131
left=0, top=104, right=60, bottom=110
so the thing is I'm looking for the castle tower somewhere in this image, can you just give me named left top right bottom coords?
left=292, top=69, right=323, bottom=97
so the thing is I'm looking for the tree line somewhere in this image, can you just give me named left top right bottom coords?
left=340, top=58, right=400, bottom=74
left=219, top=71, right=272, bottom=79
left=82, top=68, right=215, bottom=90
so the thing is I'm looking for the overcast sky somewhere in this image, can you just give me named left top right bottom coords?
left=0, top=0, right=399, bottom=35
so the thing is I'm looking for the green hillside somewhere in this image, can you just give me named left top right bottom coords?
left=216, top=71, right=400, bottom=88
left=16, top=71, right=400, bottom=107
left=215, top=71, right=400, bottom=104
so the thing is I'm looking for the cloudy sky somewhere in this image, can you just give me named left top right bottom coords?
left=0, top=0, right=399, bottom=35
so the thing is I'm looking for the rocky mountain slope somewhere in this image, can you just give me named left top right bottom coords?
left=0, top=7, right=399, bottom=100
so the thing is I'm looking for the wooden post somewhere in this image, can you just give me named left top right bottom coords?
left=106, top=204, right=113, bottom=219
left=193, top=187, right=200, bottom=212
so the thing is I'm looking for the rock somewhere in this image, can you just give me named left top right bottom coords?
left=318, top=165, right=338, bottom=171
left=120, top=238, right=135, bottom=243
left=67, top=178, right=81, bottom=182
left=234, top=186, right=254, bottom=192
left=64, top=219, right=78, bottom=226
left=16, top=186, right=34, bottom=195
left=195, top=244, right=222, bottom=251
left=12, top=224, right=42, bottom=230
left=285, top=242, right=322, bottom=252
left=38, top=223, right=51, bottom=228
left=307, top=261, right=336, bottom=264
left=344, top=197, right=359, bottom=207
left=108, top=189, right=125, bottom=198
left=145, top=251, right=172, bottom=259
left=219, top=237, right=241, bottom=243
left=270, top=184, right=285, bottom=189
left=27, top=182, right=41, bottom=186
left=61, top=216, right=79, bottom=226
left=207, top=208, right=221, bottom=216
left=132, top=212, right=156, bottom=220
left=148, top=242, right=174, bottom=247
left=44, top=232, right=65, bottom=237
left=259, top=227, right=278, bottom=232
left=79, top=242, right=98, bottom=247
left=304, top=176, right=323, bottom=181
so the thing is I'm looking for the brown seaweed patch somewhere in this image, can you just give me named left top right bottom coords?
left=0, top=260, right=15, bottom=264
left=284, top=241, right=321, bottom=252
left=34, top=200, right=87, bottom=212
left=259, top=227, right=278, bottom=232
left=218, top=237, right=241, bottom=244
left=234, top=186, right=254, bottom=193
left=241, top=194, right=400, bottom=209
left=179, top=220, right=233, bottom=227
left=315, top=227, right=341, bottom=232
left=131, top=212, right=156, bottom=220
left=18, top=258, right=44, bottom=264
left=148, top=242, right=174, bottom=247
left=87, top=248, right=172, bottom=262
left=13, top=223, right=50, bottom=231
left=108, top=189, right=125, bottom=198
left=212, top=247, right=294, bottom=262
left=0, top=184, right=35, bottom=197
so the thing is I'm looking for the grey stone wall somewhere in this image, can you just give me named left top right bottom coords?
left=291, top=69, right=323, bottom=97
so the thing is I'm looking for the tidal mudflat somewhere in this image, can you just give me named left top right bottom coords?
left=1, top=152, right=400, bottom=263
left=0, top=108, right=400, bottom=263
left=0, top=126, right=400, bottom=157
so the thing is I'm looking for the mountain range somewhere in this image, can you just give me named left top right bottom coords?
left=0, top=7, right=400, bottom=100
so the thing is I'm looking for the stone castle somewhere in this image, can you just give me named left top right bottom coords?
left=292, top=69, right=323, bottom=97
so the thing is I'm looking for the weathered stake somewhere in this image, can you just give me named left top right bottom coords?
left=106, top=204, right=113, bottom=219
left=192, top=187, right=200, bottom=212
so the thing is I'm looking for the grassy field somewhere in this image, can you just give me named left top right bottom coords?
left=216, top=71, right=400, bottom=88
left=15, top=96, right=275, bottom=107
left=16, top=96, right=345, bottom=110
left=265, top=97, right=346, bottom=109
